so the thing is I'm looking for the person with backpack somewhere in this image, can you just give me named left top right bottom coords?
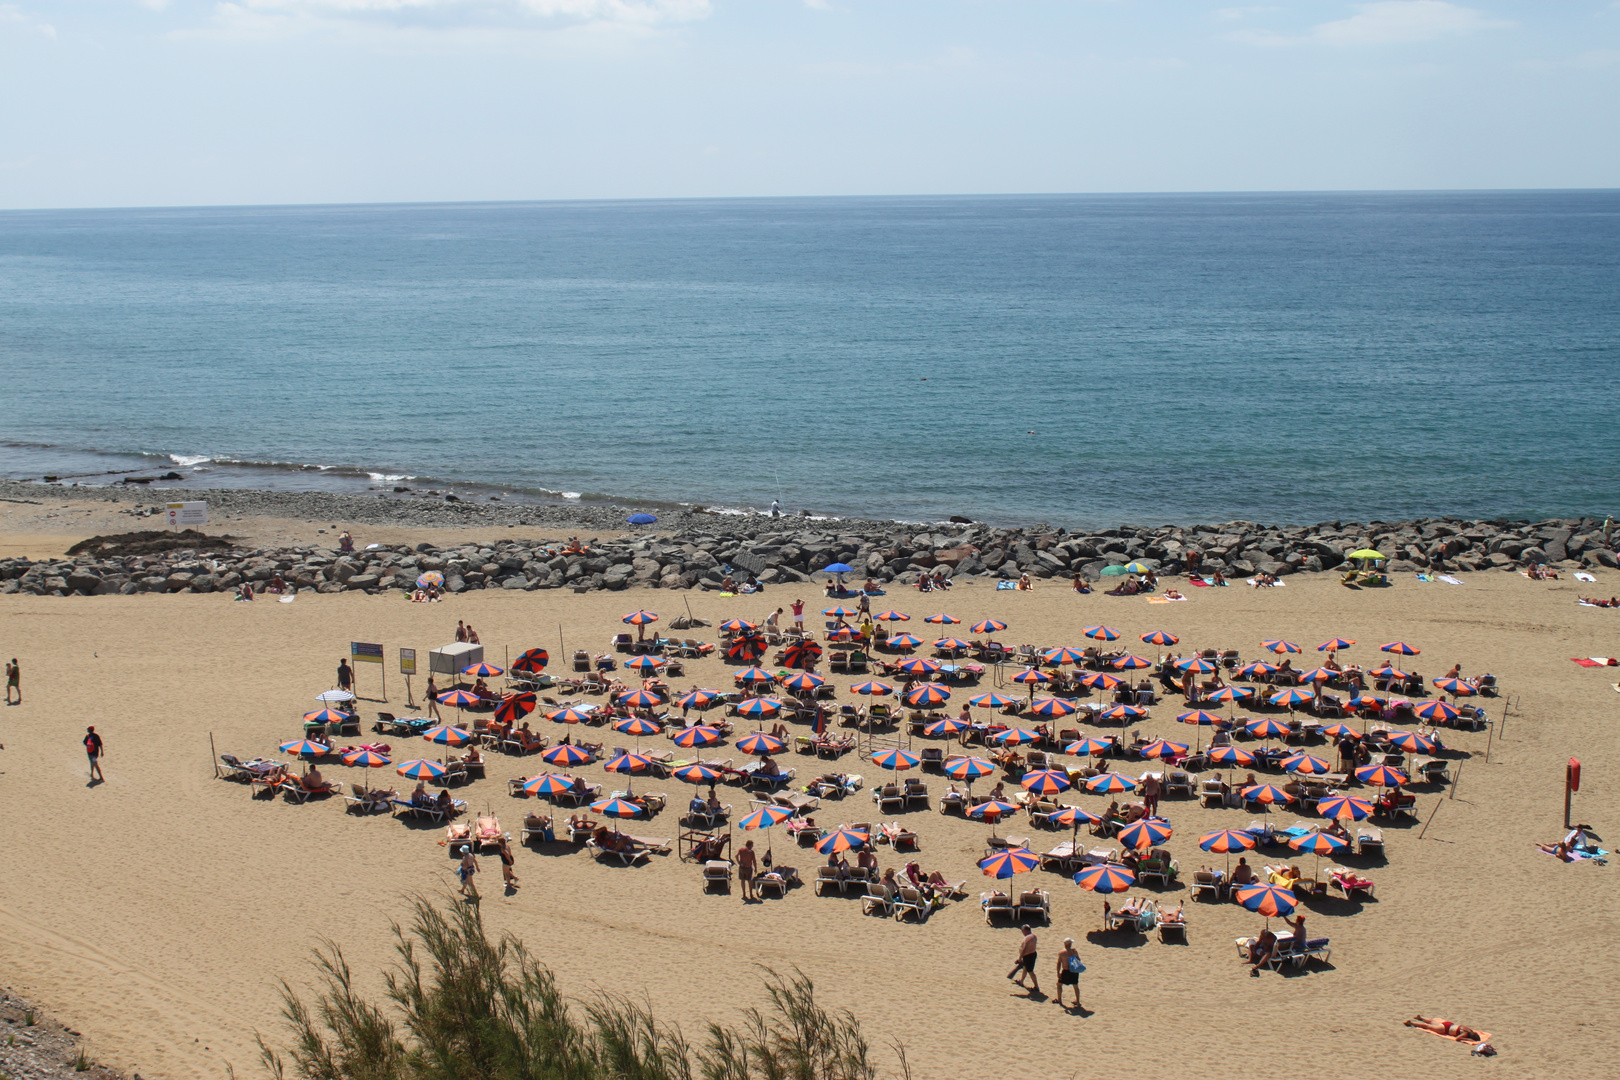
left=84, top=726, right=105, bottom=783
left=1055, top=937, right=1084, bottom=1010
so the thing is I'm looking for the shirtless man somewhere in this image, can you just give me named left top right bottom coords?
left=737, top=840, right=759, bottom=900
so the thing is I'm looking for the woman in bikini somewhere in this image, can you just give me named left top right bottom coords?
left=1405, top=1016, right=1482, bottom=1041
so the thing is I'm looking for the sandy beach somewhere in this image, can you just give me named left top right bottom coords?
left=2, top=509, right=1618, bottom=1079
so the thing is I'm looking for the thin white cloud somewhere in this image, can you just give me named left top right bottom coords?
left=1230, top=1, right=1511, bottom=47
left=0, top=2, right=56, bottom=35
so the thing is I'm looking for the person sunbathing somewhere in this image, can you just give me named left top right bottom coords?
left=412, top=588, right=429, bottom=602
left=1163, top=588, right=1183, bottom=600
left=1211, top=570, right=1227, bottom=586
left=1247, top=928, right=1278, bottom=973
left=410, top=780, right=431, bottom=807
left=1017, top=574, right=1032, bottom=591
left=1229, top=858, right=1257, bottom=886
left=516, top=724, right=543, bottom=751
left=1405, top=1016, right=1483, bottom=1042
left=568, top=813, right=597, bottom=832
left=267, top=574, right=287, bottom=594
left=301, top=766, right=334, bottom=794
left=436, top=789, right=455, bottom=813
left=1273, top=864, right=1302, bottom=882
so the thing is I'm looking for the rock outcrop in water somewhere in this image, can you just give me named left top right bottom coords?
left=1, top=481, right=1613, bottom=597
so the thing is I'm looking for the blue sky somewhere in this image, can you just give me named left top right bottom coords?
left=2, top=1, right=1617, bottom=208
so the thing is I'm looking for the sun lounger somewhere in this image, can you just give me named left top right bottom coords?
left=980, top=891, right=1015, bottom=926
left=757, top=867, right=800, bottom=899
left=520, top=814, right=553, bottom=845
left=474, top=815, right=503, bottom=851
left=1105, top=901, right=1153, bottom=933
left=1156, top=904, right=1187, bottom=942
left=446, top=820, right=472, bottom=845
left=892, top=885, right=929, bottom=922
left=861, top=883, right=896, bottom=917
left=1189, top=869, right=1225, bottom=902
left=391, top=799, right=446, bottom=823
left=1267, top=936, right=1332, bottom=970
left=1327, top=866, right=1376, bottom=898
left=1015, top=889, right=1051, bottom=925
left=874, top=783, right=903, bottom=813
left=702, top=860, right=733, bottom=892
left=589, top=840, right=650, bottom=866
left=814, top=866, right=847, bottom=896
left=1358, top=828, right=1385, bottom=858
left=903, top=779, right=931, bottom=810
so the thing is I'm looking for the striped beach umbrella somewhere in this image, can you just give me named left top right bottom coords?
left=437, top=689, right=482, bottom=709
left=605, top=752, right=655, bottom=775
left=423, top=725, right=473, bottom=747
left=1074, top=865, right=1135, bottom=893
left=511, top=647, right=550, bottom=673
left=670, top=725, right=722, bottom=749
left=1049, top=807, right=1102, bottom=831
left=1178, top=710, right=1225, bottom=727
left=726, top=636, right=768, bottom=663
left=876, top=611, right=910, bottom=622
left=1082, top=625, right=1121, bottom=641
left=816, top=828, right=869, bottom=855
left=617, top=689, right=664, bottom=710
left=896, top=657, right=942, bottom=676
left=1141, top=630, right=1179, bottom=646
left=872, top=748, right=921, bottom=772
left=924, top=717, right=971, bottom=737
left=1291, top=832, right=1349, bottom=857
left=523, top=773, right=575, bottom=797
left=969, top=692, right=1018, bottom=708
left=719, top=618, right=757, bottom=634
left=1370, top=664, right=1408, bottom=681
left=1236, top=882, right=1297, bottom=918
left=672, top=763, right=724, bottom=784
left=1043, top=647, right=1088, bottom=666
left=1281, top=752, right=1332, bottom=775
left=943, top=756, right=996, bottom=782
left=1261, top=639, right=1302, bottom=655
left=1100, top=704, right=1146, bottom=722
left=675, top=690, right=722, bottom=712
left=734, top=697, right=783, bottom=720
left=1356, top=764, right=1409, bottom=788
left=827, top=625, right=862, bottom=642
left=992, top=727, right=1041, bottom=746
left=590, top=797, right=643, bottom=819
left=1114, top=654, right=1156, bottom=671
left=933, top=637, right=973, bottom=652
left=733, top=667, right=775, bottom=685
left=1086, top=772, right=1138, bottom=794
left=886, top=633, right=923, bottom=650
left=1117, top=819, right=1173, bottom=850
left=823, top=605, right=861, bottom=618
left=395, top=759, right=445, bottom=780
left=1139, top=739, right=1188, bottom=760
left=1380, top=641, right=1421, bottom=656
left=1172, top=657, right=1216, bottom=674
left=1199, top=829, right=1256, bottom=854
left=739, top=805, right=793, bottom=830
left=302, top=708, right=350, bottom=725
left=971, top=619, right=1008, bottom=635
left=1207, top=746, right=1257, bottom=767
left=1320, top=723, right=1360, bottom=740
left=1432, top=677, right=1477, bottom=697
left=624, top=655, right=666, bottom=672
left=735, top=731, right=786, bottom=755
left=1020, top=769, right=1072, bottom=795
left=1242, top=784, right=1293, bottom=805
left=1386, top=730, right=1437, bottom=754
left=279, top=739, right=331, bottom=757
left=541, top=744, right=593, bottom=767
left=461, top=662, right=504, bottom=678
left=778, top=672, right=825, bottom=694
left=1012, top=668, right=1052, bottom=686
left=1412, top=700, right=1461, bottom=723
left=1268, top=688, right=1317, bottom=709
left=613, top=716, right=663, bottom=738
left=548, top=705, right=597, bottom=724
left=850, top=680, right=895, bottom=697
left=1299, top=667, right=1338, bottom=684
left=493, top=692, right=539, bottom=726
left=969, top=798, right=1019, bottom=821
left=923, top=613, right=961, bottom=625
left=1236, top=661, right=1278, bottom=679
left=1079, top=672, right=1124, bottom=691
left=781, top=639, right=823, bottom=669
left=342, top=749, right=390, bottom=767
left=1028, top=696, right=1078, bottom=718
left=904, top=684, right=952, bottom=709
left=415, top=571, right=445, bottom=588
left=1066, top=737, right=1112, bottom=757
left=622, top=610, right=659, bottom=627
left=1317, top=638, right=1356, bottom=652
left=1316, top=795, right=1374, bottom=821
left=980, top=847, right=1041, bottom=879
left=1206, top=686, right=1253, bottom=705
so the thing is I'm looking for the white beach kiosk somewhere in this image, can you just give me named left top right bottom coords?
left=429, top=642, right=484, bottom=681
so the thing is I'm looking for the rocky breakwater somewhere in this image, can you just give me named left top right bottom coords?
left=2, top=517, right=1613, bottom=598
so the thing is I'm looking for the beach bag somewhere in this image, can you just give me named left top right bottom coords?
left=1068, top=955, right=1085, bottom=974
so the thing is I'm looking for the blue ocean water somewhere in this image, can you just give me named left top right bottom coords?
left=1, top=192, right=1616, bottom=527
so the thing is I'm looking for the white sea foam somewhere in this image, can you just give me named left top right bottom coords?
left=368, top=472, right=415, bottom=482
left=561, top=492, right=582, bottom=500
left=170, top=454, right=212, bottom=467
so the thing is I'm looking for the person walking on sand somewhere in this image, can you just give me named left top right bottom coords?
left=426, top=676, right=442, bottom=720
left=457, top=845, right=480, bottom=898
left=496, top=837, right=519, bottom=889
left=1008, top=924, right=1040, bottom=993
left=84, top=725, right=105, bottom=782
left=791, top=599, right=805, bottom=632
left=337, top=659, right=353, bottom=695
left=1054, top=937, right=1083, bottom=1010
left=5, top=658, right=17, bottom=704
left=738, top=839, right=759, bottom=900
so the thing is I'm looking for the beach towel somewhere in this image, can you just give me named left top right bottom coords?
left=1437, top=575, right=1464, bottom=585
left=1537, top=843, right=1609, bottom=864
left=1575, top=571, right=1597, bottom=582
left=279, top=594, right=296, bottom=603
left=1578, top=600, right=1615, bottom=609
left=995, top=581, right=1017, bottom=591
left=1571, top=657, right=1618, bottom=667
left=1245, top=578, right=1285, bottom=587
left=1414, top=573, right=1435, bottom=582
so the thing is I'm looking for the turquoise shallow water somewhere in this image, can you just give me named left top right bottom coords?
left=1, top=192, right=1616, bottom=526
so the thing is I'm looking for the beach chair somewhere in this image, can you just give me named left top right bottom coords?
left=1189, top=869, right=1224, bottom=902
left=903, top=778, right=930, bottom=810
left=892, top=886, right=928, bottom=922
left=1166, top=771, right=1193, bottom=798
left=1157, top=905, right=1187, bottom=942
left=813, top=866, right=847, bottom=896
left=520, top=814, right=553, bottom=845
left=1357, top=828, right=1385, bottom=858
left=1199, top=780, right=1226, bottom=809
left=981, top=892, right=1015, bottom=926
left=392, top=800, right=445, bottom=823
left=1416, top=759, right=1451, bottom=785
left=1015, top=889, right=1051, bottom=926
left=757, top=869, right=796, bottom=899
left=1327, top=866, right=1376, bottom=899
left=591, top=841, right=650, bottom=867
left=919, top=747, right=945, bottom=772
left=279, top=779, right=314, bottom=804
left=938, top=790, right=966, bottom=816
left=861, top=883, right=896, bottom=917
left=216, top=754, right=253, bottom=782
left=1267, top=936, right=1332, bottom=970
left=875, top=784, right=903, bottom=813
